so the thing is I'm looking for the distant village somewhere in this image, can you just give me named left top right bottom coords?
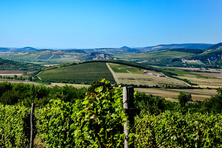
left=143, top=70, right=165, bottom=77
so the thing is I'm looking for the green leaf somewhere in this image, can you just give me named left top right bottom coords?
left=95, top=86, right=103, bottom=93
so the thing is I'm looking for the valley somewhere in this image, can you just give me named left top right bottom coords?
left=0, top=43, right=221, bottom=101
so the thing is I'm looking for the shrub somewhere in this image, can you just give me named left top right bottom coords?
left=37, top=79, right=127, bottom=147
left=135, top=111, right=222, bottom=147
left=0, top=104, right=30, bottom=147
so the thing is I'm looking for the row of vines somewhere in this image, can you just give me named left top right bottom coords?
left=0, top=79, right=222, bottom=147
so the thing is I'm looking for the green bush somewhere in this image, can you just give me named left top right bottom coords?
left=37, top=79, right=127, bottom=147
left=135, top=111, right=222, bottom=147
left=37, top=99, right=74, bottom=147
left=0, top=104, right=30, bottom=147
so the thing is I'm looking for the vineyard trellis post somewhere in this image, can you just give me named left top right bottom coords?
left=123, top=86, right=135, bottom=148
left=29, top=103, right=35, bottom=148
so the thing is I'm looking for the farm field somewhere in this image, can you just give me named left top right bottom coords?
left=178, top=75, right=222, bottom=88
left=38, top=62, right=115, bottom=84
left=48, top=82, right=216, bottom=101
left=191, top=72, right=222, bottom=78
left=0, top=70, right=24, bottom=76
left=50, top=83, right=90, bottom=88
left=0, top=50, right=86, bottom=64
left=174, top=67, right=222, bottom=73
left=0, top=78, right=39, bottom=85
left=113, top=50, right=194, bottom=61
left=135, top=88, right=217, bottom=101
left=108, top=63, right=189, bottom=87
left=159, top=66, right=222, bottom=88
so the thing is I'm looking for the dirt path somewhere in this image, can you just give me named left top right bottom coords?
left=48, top=54, right=54, bottom=60
left=35, top=55, right=40, bottom=59
left=37, top=71, right=42, bottom=80
left=106, top=63, right=120, bottom=84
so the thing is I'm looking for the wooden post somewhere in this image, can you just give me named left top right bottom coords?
left=123, top=86, right=134, bottom=148
left=29, top=103, right=35, bottom=148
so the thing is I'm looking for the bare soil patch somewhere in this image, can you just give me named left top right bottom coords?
left=0, top=70, right=25, bottom=76
left=135, top=88, right=216, bottom=101
left=0, top=70, right=24, bottom=74
left=179, top=76, right=222, bottom=88
left=191, top=72, right=222, bottom=78
left=51, top=83, right=90, bottom=88
left=0, top=79, right=39, bottom=85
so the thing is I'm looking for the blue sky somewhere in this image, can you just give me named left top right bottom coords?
left=0, top=0, right=221, bottom=49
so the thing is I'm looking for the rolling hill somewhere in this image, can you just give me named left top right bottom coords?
left=37, top=60, right=196, bottom=87
left=0, top=43, right=220, bottom=68
left=208, top=42, right=222, bottom=50
left=38, top=62, right=116, bottom=84
left=0, top=58, right=43, bottom=71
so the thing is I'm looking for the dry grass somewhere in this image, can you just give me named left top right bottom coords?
left=191, top=72, right=222, bottom=78
left=0, top=79, right=40, bottom=85
left=115, top=72, right=188, bottom=87
left=135, top=88, right=217, bottom=101
left=33, top=134, right=46, bottom=148
left=0, top=70, right=24, bottom=76
left=172, top=67, right=222, bottom=73
left=154, top=76, right=188, bottom=86
left=116, top=73, right=157, bottom=86
left=51, top=83, right=90, bottom=88
left=179, top=76, right=222, bottom=88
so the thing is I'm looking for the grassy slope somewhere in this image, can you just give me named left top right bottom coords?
left=135, top=88, right=217, bottom=101
left=159, top=67, right=222, bottom=88
left=0, top=58, right=43, bottom=71
left=38, top=62, right=115, bottom=84
left=109, top=63, right=144, bottom=74
left=1, top=50, right=86, bottom=63
left=113, top=50, right=194, bottom=60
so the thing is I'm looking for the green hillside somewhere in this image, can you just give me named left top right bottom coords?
left=0, top=58, right=42, bottom=71
left=113, top=50, right=195, bottom=67
left=0, top=49, right=87, bottom=63
left=38, top=62, right=115, bottom=84
left=188, top=49, right=222, bottom=67
left=1, top=45, right=221, bottom=68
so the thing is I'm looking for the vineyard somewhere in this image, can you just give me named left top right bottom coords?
left=0, top=79, right=222, bottom=147
left=109, top=63, right=189, bottom=87
left=38, top=62, right=115, bottom=84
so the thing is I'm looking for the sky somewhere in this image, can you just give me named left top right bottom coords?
left=0, top=0, right=222, bottom=49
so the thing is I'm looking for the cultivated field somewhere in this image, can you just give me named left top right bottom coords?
left=50, top=83, right=90, bottom=88
left=135, top=88, right=217, bottom=101
left=113, top=50, right=195, bottom=63
left=0, top=50, right=86, bottom=64
left=0, top=78, right=39, bottom=85
left=0, top=70, right=24, bottom=76
left=38, top=62, right=115, bottom=84
left=49, top=82, right=217, bottom=101
left=179, top=75, right=222, bottom=88
left=159, top=66, right=222, bottom=88
left=108, top=63, right=189, bottom=87
left=191, top=72, right=222, bottom=78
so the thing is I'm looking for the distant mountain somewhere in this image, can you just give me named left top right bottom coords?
left=0, top=43, right=215, bottom=53
left=0, top=47, right=38, bottom=52
left=16, top=47, right=38, bottom=52
left=208, top=43, right=222, bottom=50
left=143, top=43, right=213, bottom=52
left=121, top=46, right=131, bottom=49
left=0, top=48, right=11, bottom=52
